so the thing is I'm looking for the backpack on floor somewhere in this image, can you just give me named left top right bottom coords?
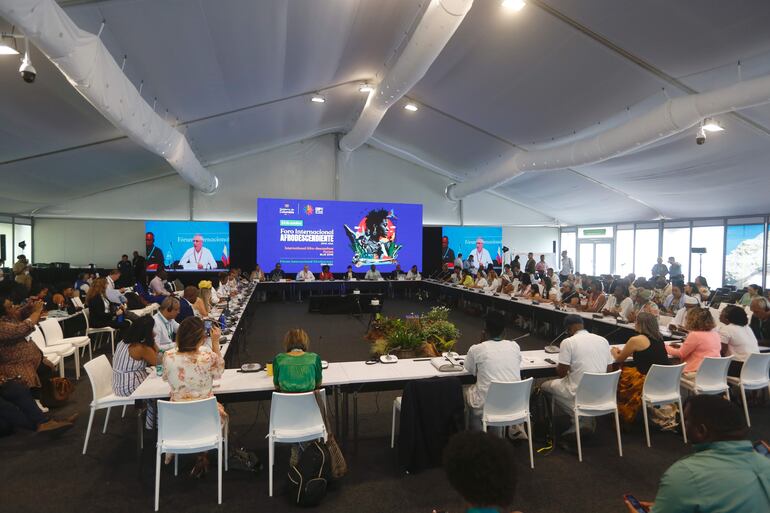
left=529, top=385, right=553, bottom=444
left=288, top=441, right=331, bottom=506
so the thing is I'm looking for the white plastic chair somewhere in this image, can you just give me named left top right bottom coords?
left=680, top=356, right=732, bottom=398
left=29, top=327, right=65, bottom=377
left=727, top=353, right=770, bottom=427
left=40, top=317, right=92, bottom=370
left=483, top=378, right=535, bottom=468
left=71, top=296, right=84, bottom=309
left=82, top=355, right=135, bottom=454
left=391, top=396, right=402, bottom=449
left=641, top=363, right=687, bottom=447
left=268, top=390, right=327, bottom=497
left=83, top=308, right=117, bottom=355
left=156, top=397, right=225, bottom=511
left=573, top=371, right=622, bottom=462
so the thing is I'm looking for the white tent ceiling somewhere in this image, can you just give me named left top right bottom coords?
left=1, top=0, right=770, bottom=224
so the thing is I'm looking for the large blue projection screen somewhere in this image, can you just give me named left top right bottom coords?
left=257, top=198, right=423, bottom=272
left=145, top=220, right=230, bottom=271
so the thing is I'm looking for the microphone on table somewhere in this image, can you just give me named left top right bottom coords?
left=512, top=332, right=531, bottom=342
left=544, top=330, right=567, bottom=354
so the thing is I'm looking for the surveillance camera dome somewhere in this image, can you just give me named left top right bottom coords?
left=696, top=134, right=706, bottom=145
left=19, top=60, right=36, bottom=83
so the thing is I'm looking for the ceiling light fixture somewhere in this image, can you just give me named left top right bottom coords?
left=501, top=0, right=526, bottom=12
left=404, top=102, right=418, bottom=112
left=701, top=118, right=724, bottom=132
left=0, top=33, right=20, bottom=55
left=358, top=83, right=374, bottom=93
left=310, top=94, right=326, bottom=103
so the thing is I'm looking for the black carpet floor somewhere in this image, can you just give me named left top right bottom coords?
left=2, top=296, right=768, bottom=513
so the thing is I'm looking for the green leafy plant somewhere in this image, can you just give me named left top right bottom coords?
left=422, top=319, right=459, bottom=353
left=423, top=306, right=451, bottom=323
left=387, top=324, right=424, bottom=351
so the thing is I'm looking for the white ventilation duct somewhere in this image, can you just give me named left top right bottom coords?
left=338, top=0, right=474, bottom=152
left=0, top=0, right=218, bottom=194
left=446, top=73, right=770, bottom=200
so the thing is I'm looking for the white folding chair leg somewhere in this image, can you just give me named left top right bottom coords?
left=614, top=409, right=623, bottom=457
left=58, top=359, right=65, bottom=378
left=217, top=441, right=223, bottom=505
left=678, top=400, right=687, bottom=444
left=174, top=454, right=179, bottom=476
left=110, top=331, right=116, bottom=355
left=574, top=412, right=583, bottom=462
left=122, top=405, right=127, bottom=418
left=641, top=400, right=651, bottom=447
left=268, top=437, right=274, bottom=497
left=224, top=419, right=229, bottom=472
left=74, top=350, right=81, bottom=380
left=102, top=407, right=111, bottom=433
left=390, top=402, right=397, bottom=448
left=82, top=407, right=95, bottom=455
left=154, top=447, right=162, bottom=511
left=740, top=385, right=750, bottom=428
left=526, top=419, right=534, bottom=469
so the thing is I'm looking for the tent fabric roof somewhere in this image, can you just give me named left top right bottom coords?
left=2, top=0, right=770, bottom=223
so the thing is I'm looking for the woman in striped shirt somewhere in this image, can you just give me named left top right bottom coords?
left=112, top=316, right=158, bottom=427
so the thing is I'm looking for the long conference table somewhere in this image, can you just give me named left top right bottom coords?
left=130, top=278, right=691, bottom=453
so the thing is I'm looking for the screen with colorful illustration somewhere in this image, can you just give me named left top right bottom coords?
left=257, top=198, right=423, bottom=272
left=441, top=226, right=503, bottom=269
left=144, top=221, right=231, bottom=271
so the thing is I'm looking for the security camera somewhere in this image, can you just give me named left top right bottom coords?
left=696, top=128, right=706, bottom=145
left=19, top=59, right=36, bottom=83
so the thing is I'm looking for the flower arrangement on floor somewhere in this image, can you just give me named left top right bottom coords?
left=366, top=306, right=460, bottom=358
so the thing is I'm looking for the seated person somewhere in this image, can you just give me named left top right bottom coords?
left=612, top=312, right=671, bottom=425
left=364, top=264, right=382, bottom=281
left=269, top=263, right=284, bottom=281
left=694, top=275, right=710, bottom=302
left=162, top=317, right=225, bottom=477
left=153, top=297, right=180, bottom=351
left=87, top=278, right=130, bottom=330
left=460, top=269, right=474, bottom=287
left=514, top=273, right=533, bottom=297
left=559, top=281, right=580, bottom=306
left=540, top=277, right=560, bottom=302
left=627, top=288, right=659, bottom=323
left=176, top=286, right=201, bottom=323
left=318, top=265, right=334, bottom=281
left=484, top=270, right=501, bottom=293
left=112, top=316, right=158, bottom=428
left=464, top=312, right=522, bottom=431
left=473, top=270, right=488, bottom=289
left=273, top=329, right=322, bottom=393
left=683, top=282, right=702, bottom=304
left=450, top=267, right=463, bottom=284
left=441, top=431, right=522, bottom=513
left=541, top=315, right=612, bottom=434
left=666, top=307, right=721, bottom=376
left=405, top=265, right=421, bottom=281
left=627, top=395, right=770, bottom=513
left=149, top=269, right=171, bottom=297
left=344, top=265, right=355, bottom=280
left=749, top=297, right=770, bottom=342
left=652, top=276, right=672, bottom=306
left=74, top=273, right=92, bottom=296
left=669, top=295, right=700, bottom=330
left=579, top=281, right=606, bottom=312
left=738, top=284, right=762, bottom=306
left=546, top=267, right=560, bottom=286
left=662, top=281, right=687, bottom=314
left=718, top=305, right=759, bottom=376
left=499, top=274, right=515, bottom=295
left=438, top=263, right=452, bottom=281
left=105, top=269, right=127, bottom=305
left=250, top=264, right=265, bottom=282
left=296, top=265, right=315, bottom=282
left=391, top=264, right=405, bottom=280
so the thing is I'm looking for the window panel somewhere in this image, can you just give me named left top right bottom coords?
left=634, top=228, right=659, bottom=277
left=662, top=227, right=690, bottom=281
left=615, top=230, right=634, bottom=277
left=691, top=226, right=724, bottom=288
left=724, top=224, right=763, bottom=289
left=560, top=232, right=576, bottom=266
left=13, top=224, right=31, bottom=262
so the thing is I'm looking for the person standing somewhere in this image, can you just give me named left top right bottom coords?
left=559, top=250, right=573, bottom=283
left=145, top=232, right=164, bottom=271
left=667, top=257, right=683, bottom=281
left=651, top=257, right=668, bottom=278
left=441, top=236, right=455, bottom=267
left=117, top=255, right=133, bottom=287
left=524, top=252, right=536, bottom=275
left=453, top=252, right=463, bottom=271
left=12, top=255, right=31, bottom=292
left=535, top=254, right=547, bottom=278
left=132, top=251, right=147, bottom=287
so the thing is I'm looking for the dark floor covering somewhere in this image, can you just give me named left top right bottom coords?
left=2, top=295, right=768, bottom=513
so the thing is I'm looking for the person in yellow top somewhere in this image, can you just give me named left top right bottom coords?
left=461, top=270, right=474, bottom=287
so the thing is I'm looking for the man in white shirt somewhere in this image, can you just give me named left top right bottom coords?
left=453, top=253, right=463, bottom=271
left=541, top=315, right=613, bottom=434
left=153, top=297, right=180, bottom=350
left=179, top=234, right=218, bottom=270
left=365, top=264, right=382, bottom=281
left=546, top=268, right=560, bottom=286
left=296, top=265, right=315, bottom=281
left=450, top=267, right=462, bottom=284
left=106, top=269, right=127, bottom=305
left=471, top=238, right=493, bottom=270
left=670, top=295, right=700, bottom=329
left=406, top=265, right=421, bottom=280
left=559, top=250, right=574, bottom=283
left=464, top=311, right=522, bottom=431
left=718, top=305, right=759, bottom=366
left=149, top=269, right=171, bottom=296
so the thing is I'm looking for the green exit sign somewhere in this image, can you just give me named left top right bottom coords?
left=583, top=228, right=607, bottom=236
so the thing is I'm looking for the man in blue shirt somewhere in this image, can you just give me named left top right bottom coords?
left=627, top=394, right=770, bottom=512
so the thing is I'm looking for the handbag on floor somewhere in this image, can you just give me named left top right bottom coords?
left=42, top=377, right=74, bottom=407
left=313, top=390, right=348, bottom=479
